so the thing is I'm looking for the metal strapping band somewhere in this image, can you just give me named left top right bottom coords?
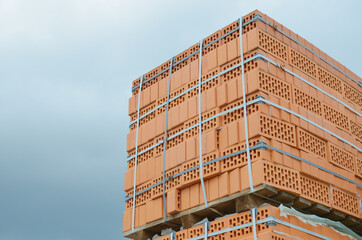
left=204, top=221, right=208, bottom=240
left=161, top=57, right=174, bottom=220
left=198, top=40, right=208, bottom=207
left=251, top=208, right=258, bottom=240
left=239, top=17, right=255, bottom=193
left=131, top=75, right=144, bottom=232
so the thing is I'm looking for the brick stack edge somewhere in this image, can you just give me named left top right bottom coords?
left=123, top=9, right=362, bottom=239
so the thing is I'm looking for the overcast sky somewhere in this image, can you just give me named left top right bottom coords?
left=0, top=0, right=361, bottom=239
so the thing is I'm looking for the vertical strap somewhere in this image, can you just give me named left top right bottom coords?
left=131, top=75, right=144, bottom=232
left=203, top=221, right=209, bottom=240
left=170, top=231, right=175, bottom=240
left=238, top=17, right=254, bottom=191
left=251, top=208, right=258, bottom=240
left=162, top=58, right=174, bottom=220
left=198, top=39, right=209, bottom=207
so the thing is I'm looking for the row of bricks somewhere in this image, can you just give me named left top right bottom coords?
left=129, top=25, right=361, bottom=122
left=125, top=127, right=361, bottom=209
left=128, top=60, right=361, bottom=151
left=245, top=26, right=362, bottom=104
left=153, top=231, right=350, bottom=240
left=128, top=34, right=242, bottom=115
left=126, top=104, right=361, bottom=182
left=172, top=160, right=360, bottom=218
left=125, top=138, right=361, bottom=217
left=165, top=206, right=350, bottom=240
left=243, top=10, right=361, bottom=90
left=131, top=9, right=361, bottom=101
left=124, top=197, right=353, bottom=240
left=128, top=55, right=361, bottom=142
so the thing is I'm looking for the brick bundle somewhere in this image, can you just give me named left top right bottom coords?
left=123, top=9, right=362, bottom=239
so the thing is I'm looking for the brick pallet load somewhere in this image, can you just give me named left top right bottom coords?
left=123, top=9, right=362, bottom=240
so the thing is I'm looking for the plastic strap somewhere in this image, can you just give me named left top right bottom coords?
left=251, top=208, right=258, bottom=240
left=239, top=17, right=255, bottom=192
left=204, top=221, right=208, bottom=240
left=131, top=75, right=144, bottom=232
left=197, top=40, right=208, bottom=207
left=161, top=57, right=174, bottom=220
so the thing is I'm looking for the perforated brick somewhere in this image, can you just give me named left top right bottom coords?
left=126, top=180, right=153, bottom=209
left=153, top=135, right=164, bottom=157
left=221, top=137, right=268, bottom=172
left=175, top=229, right=188, bottom=240
left=202, top=151, right=220, bottom=179
left=201, top=69, right=220, bottom=91
left=343, top=82, right=362, bottom=107
left=328, top=142, right=355, bottom=173
left=165, top=166, right=181, bottom=191
left=300, top=175, right=330, bottom=206
left=249, top=28, right=288, bottom=61
left=249, top=113, right=296, bottom=146
left=184, top=118, right=199, bottom=139
left=169, top=87, right=186, bottom=109
left=242, top=11, right=260, bottom=34
left=166, top=125, right=184, bottom=149
left=181, top=159, right=200, bottom=187
left=350, top=119, right=362, bottom=140
left=188, top=224, right=205, bottom=239
left=248, top=70, right=291, bottom=101
left=293, top=88, right=322, bottom=116
left=151, top=175, right=164, bottom=199
left=297, top=128, right=327, bottom=159
left=323, top=104, right=349, bottom=131
left=221, top=93, right=264, bottom=125
left=242, top=160, right=301, bottom=195
left=332, top=187, right=359, bottom=217
left=317, top=67, right=343, bottom=94
left=220, top=58, right=241, bottom=83
left=202, top=30, right=221, bottom=55
left=208, top=217, right=228, bottom=240
left=186, top=78, right=199, bottom=99
left=201, top=108, right=221, bottom=132
left=188, top=44, right=200, bottom=62
left=289, top=48, right=317, bottom=78
left=221, top=20, right=239, bottom=44
left=227, top=205, right=271, bottom=239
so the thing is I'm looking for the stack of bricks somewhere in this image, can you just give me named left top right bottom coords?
left=123, top=9, right=362, bottom=239
left=152, top=205, right=357, bottom=240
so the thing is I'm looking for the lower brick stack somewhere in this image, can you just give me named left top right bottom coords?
left=153, top=205, right=357, bottom=240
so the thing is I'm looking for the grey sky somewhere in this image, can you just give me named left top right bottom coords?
left=0, top=0, right=361, bottom=239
